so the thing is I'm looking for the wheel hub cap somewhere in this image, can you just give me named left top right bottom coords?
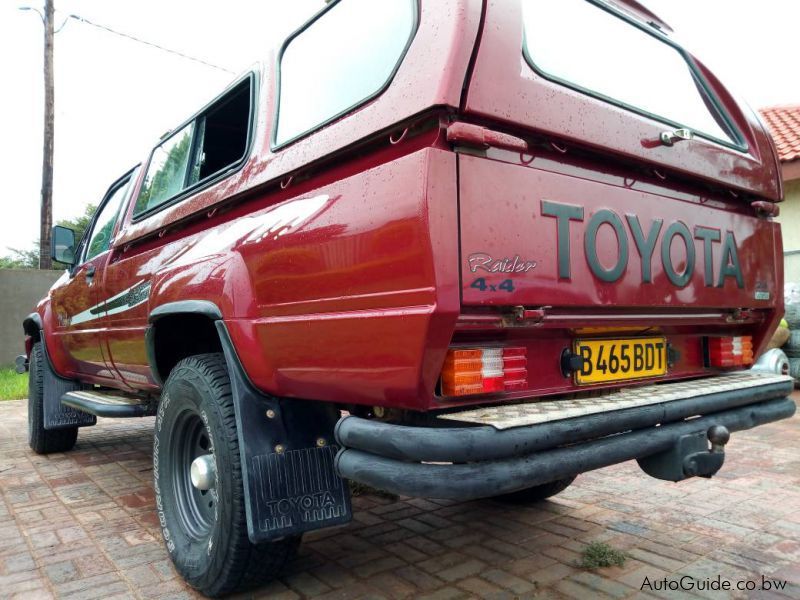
left=190, top=454, right=216, bottom=490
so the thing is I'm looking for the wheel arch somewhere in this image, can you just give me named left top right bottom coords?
left=23, top=312, right=43, bottom=343
left=146, top=301, right=225, bottom=385
left=149, top=302, right=353, bottom=545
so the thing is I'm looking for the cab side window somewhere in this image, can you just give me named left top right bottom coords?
left=274, top=0, right=418, bottom=147
left=84, top=171, right=137, bottom=262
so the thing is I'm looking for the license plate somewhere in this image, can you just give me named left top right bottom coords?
left=574, top=337, right=667, bottom=385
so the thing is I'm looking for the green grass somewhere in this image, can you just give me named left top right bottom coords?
left=577, top=542, right=628, bottom=569
left=0, top=367, right=28, bottom=401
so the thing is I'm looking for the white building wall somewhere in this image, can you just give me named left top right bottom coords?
left=777, top=179, right=800, bottom=284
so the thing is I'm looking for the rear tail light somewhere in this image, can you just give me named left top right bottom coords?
left=707, top=336, right=754, bottom=367
left=441, top=347, right=528, bottom=396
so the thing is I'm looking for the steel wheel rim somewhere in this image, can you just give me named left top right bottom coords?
left=169, top=408, right=216, bottom=540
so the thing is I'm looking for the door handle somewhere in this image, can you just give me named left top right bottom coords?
left=85, top=264, right=96, bottom=285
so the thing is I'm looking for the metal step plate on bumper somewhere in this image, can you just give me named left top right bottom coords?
left=438, top=373, right=794, bottom=430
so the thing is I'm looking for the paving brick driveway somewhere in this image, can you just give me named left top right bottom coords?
left=1, top=393, right=798, bottom=600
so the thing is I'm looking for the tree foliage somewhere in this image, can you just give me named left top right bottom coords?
left=137, top=128, right=193, bottom=212
left=0, top=203, right=97, bottom=270
left=0, top=247, right=39, bottom=269
left=60, top=203, right=96, bottom=243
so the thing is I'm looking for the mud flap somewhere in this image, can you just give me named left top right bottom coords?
left=40, top=333, right=96, bottom=430
left=216, top=322, right=352, bottom=544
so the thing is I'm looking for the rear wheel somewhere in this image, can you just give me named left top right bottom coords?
left=784, top=330, right=800, bottom=358
left=789, top=358, right=800, bottom=387
left=492, top=476, right=576, bottom=504
left=154, top=353, right=299, bottom=597
left=28, top=342, right=78, bottom=454
left=785, top=303, right=800, bottom=329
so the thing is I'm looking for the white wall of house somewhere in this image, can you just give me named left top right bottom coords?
left=777, top=179, right=800, bottom=284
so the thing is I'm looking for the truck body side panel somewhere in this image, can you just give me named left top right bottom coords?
left=46, top=255, right=122, bottom=384
left=227, top=148, right=460, bottom=409
left=94, top=147, right=459, bottom=408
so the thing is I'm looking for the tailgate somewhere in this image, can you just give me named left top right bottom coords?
left=459, top=153, right=779, bottom=310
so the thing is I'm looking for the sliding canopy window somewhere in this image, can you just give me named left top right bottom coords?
left=134, top=78, right=252, bottom=217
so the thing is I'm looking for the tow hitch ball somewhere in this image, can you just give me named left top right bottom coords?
left=638, top=425, right=730, bottom=482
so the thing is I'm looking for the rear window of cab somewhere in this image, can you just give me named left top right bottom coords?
left=521, top=0, right=742, bottom=149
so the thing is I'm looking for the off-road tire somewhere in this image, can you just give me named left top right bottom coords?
left=28, top=342, right=78, bottom=454
left=789, top=357, right=800, bottom=387
left=154, top=353, right=300, bottom=597
left=492, top=476, right=577, bottom=504
left=784, top=330, right=800, bottom=358
left=785, top=303, right=800, bottom=329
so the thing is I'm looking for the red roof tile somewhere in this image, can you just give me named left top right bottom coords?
left=759, top=105, right=800, bottom=163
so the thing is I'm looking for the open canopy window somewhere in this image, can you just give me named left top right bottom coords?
left=522, top=0, right=739, bottom=147
left=134, top=77, right=252, bottom=217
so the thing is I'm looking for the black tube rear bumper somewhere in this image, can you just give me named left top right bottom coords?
left=334, top=379, right=795, bottom=501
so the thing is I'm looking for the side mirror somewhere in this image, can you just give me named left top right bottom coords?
left=51, top=225, right=76, bottom=265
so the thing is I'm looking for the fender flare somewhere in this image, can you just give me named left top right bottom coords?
left=23, top=313, right=43, bottom=341
left=148, top=300, right=223, bottom=324
left=145, top=301, right=224, bottom=386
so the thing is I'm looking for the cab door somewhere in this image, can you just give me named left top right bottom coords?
left=49, top=171, right=136, bottom=383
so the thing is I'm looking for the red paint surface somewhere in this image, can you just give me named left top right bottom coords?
left=33, top=0, right=784, bottom=412
left=458, top=154, right=779, bottom=309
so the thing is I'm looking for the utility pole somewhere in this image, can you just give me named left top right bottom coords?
left=39, top=0, right=54, bottom=269
left=19, top=4, right=232, bottom=269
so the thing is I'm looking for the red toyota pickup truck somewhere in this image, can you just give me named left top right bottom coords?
left=17, top=0, right=795, bottom=596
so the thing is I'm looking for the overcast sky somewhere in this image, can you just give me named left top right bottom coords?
left=0, top=0, right=798, bottom=255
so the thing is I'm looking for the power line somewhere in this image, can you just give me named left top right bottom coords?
left=65, top=14, right=236, bottom=74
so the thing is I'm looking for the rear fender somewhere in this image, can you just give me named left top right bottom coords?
left=146, top=303, right=351, bottom=542
left=215, top=321, right=351, bottom=543
left=23, top=312, right=42, bottom=342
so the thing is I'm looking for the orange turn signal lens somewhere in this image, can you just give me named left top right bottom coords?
left=707, top=336, right=754, bottom=367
